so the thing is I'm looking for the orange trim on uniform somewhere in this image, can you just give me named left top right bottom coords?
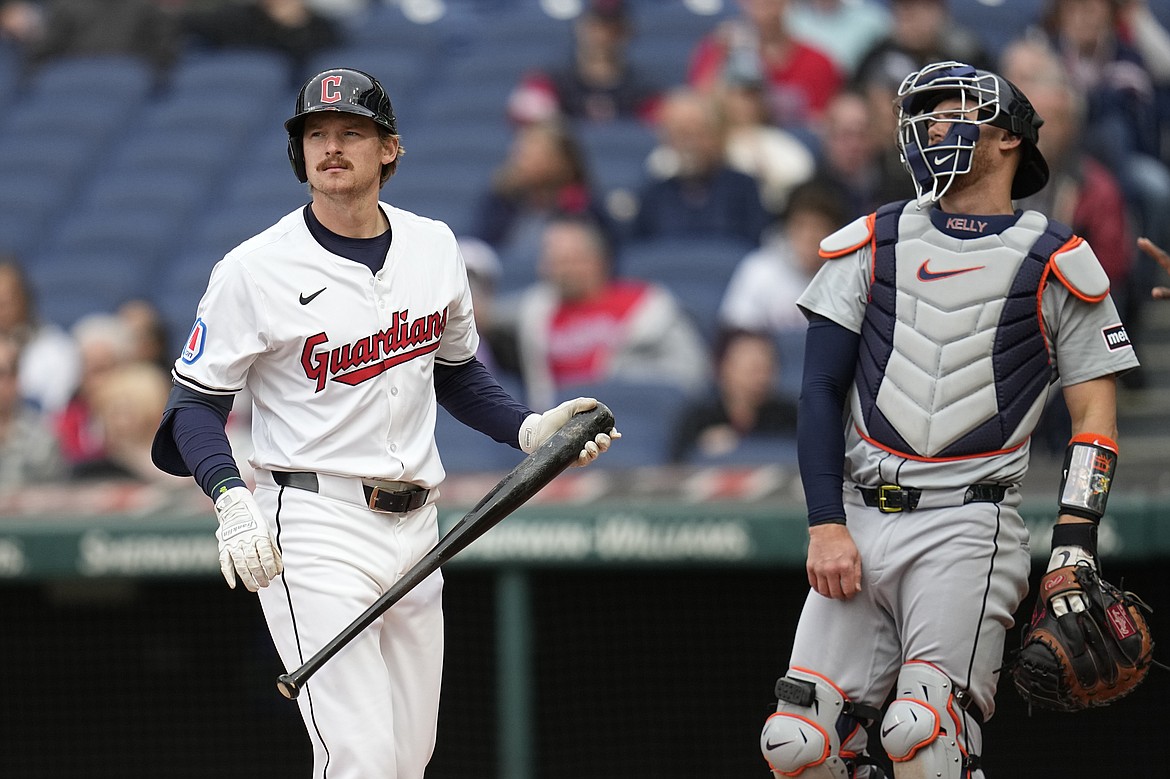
left=818, top=212, right=877, bottom=259
left=1036, top=262, right=1054, bottom=359
left=1069, top=433, right=1118, bottom=454
left=853, top=424, right=1029, bottom=462
left=1047, top=236, right=1109, bottom=303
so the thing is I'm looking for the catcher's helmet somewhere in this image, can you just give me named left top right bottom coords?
left=285, top=68, right=398, bottom=183
left=895, top=61, right=1049, bottom=206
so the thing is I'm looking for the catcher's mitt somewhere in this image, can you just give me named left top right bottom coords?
left=1012, top=564, right=1155, bottom=712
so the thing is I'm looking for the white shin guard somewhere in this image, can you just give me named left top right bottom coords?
left=761, top=668, right=878, bottom=778
left=880, top=662, right=982, bottom=779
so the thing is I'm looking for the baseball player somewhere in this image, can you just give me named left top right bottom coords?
left=759, top=61, right=1139, bottom=778
left=150, top=67, right=617, bottom=779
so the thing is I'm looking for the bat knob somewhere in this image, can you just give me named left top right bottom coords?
left=277, top=674, right=301, bottom=700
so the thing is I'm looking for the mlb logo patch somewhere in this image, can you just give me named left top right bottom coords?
left=1101, top=324, right=1131, bottom=351
left=182, top=318, right=207, bottom=364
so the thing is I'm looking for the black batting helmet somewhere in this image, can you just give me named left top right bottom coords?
left=285, top=68, right=398, bottom=183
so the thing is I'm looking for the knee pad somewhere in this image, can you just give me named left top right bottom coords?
left=760, top=668, right=880, bottom=778
left=880, top=661, right=983, bottom=779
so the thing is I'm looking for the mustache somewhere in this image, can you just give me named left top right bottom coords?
left=317, top=157, right=352, bottom=171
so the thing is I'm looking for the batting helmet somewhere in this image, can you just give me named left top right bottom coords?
left=285, top=68, right=398, bottom=183
left=895, top=61, right=1049, bottom=205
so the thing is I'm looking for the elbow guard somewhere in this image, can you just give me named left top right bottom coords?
left=1057, top=434, right=1117, bottom=522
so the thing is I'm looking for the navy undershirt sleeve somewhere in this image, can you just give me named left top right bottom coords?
left=151, top=384, right=244, bottom=499
left=797, top=316, right=861, bottom=526
left=434, top=358, right=533, bottom=449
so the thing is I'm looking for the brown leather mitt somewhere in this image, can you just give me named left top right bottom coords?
left=1012, top=564, right=1155, bottom=712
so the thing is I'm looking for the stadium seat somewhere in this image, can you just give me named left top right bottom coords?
left=78, top=168, right=214, bottom=220
left=619, top=236, right=754, bottom=284
left=168, top=49, right=295, bottom=98
left=434, top=407, right=527, bottom=475
left=47, top=207, right=185, bottom=266
left=335, top=1, right=452, bottom=54
left=23, top=250, right=156, bottom=329
left=29, top=54, right=155, bottom=106
left=556, top=378, right=698, bottom=469
left=949, top=0, right=1046, bottom=60
left=575, top=119, right=658, bottom=196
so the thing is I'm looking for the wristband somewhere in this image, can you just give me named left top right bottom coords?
left=1050, top=522, right=1098, bottom=556
left=1057, top=434, right=1117, bottom=522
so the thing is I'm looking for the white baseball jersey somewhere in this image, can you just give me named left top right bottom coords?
left=173, top=203, right=479, bottom=489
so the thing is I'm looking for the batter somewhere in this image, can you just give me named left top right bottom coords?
left=151, top=68, right=616, bottom=779
left=759, top=62, right=1139, bottom=778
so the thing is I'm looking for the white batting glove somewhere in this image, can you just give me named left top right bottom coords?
left=519, top=396, right=621, bottom=466
left=1046, top=545, right=1096, bottom=616
left=214, top=486, right=283, bottom=592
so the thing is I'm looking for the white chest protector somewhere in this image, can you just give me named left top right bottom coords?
left=822, top=201, right=1107, bottom=460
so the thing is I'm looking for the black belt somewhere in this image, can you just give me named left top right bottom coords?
left=272, top=471, right=430, bottom=513
left=858, top=483, right=1007, bottom=513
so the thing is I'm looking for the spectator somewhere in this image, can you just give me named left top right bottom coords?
left=718, top=179, right=848, bottom=337
left=634, top=87, right=772, bottom=244
left=718, top=51, right=817, bottom=214
left=178, top=0, right=340, bottom=75
left=689, top=0, right=842, bottom=127
left=0, top=333, right=64, bottom=491
left=470, top=119, right=610, bottom=290
left=73, top=360, right=186, bottom=486
left=854, top=0, right=991, bottom=91
left=117, top=298, right=172, bottom=373
left=786, top=0, right=892, bottom=78
left=0, top=259, right=80, bottom=414
left=811, top=88, right=916, bottom=219
left=456, top=236, right=508, bottom=376
left=507, top=0, right=661, bottom=125
left=13, top=0, right=178, bottom=76
left=509, top=215, right=710, bottom=410
left=668, top=329, right=797, bottom=463
left=1027, top=0, right=1170, bottom=327
left=54, top=313, right=134, bottom=468
left=1005, top=40, right=1135, bottom=313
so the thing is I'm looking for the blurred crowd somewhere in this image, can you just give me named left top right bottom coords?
left=1, top=0, right=1169, bottom=490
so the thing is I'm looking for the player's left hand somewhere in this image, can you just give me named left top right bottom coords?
left=1045, top=544, right=1096, bottom=615
left=520, top=397, right=621, bottom=466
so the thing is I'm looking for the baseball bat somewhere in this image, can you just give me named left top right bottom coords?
left=276, top=403, right=614, bottom=700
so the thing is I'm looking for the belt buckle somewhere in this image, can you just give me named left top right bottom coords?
left=367, top=485, right=388, bottom=512
left=877, top=484, right=903, bottom=513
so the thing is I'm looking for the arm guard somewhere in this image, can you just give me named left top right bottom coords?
left=1057, top=434, right=1117, bottom=522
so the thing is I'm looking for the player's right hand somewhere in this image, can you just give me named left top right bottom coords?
left=806, top=523, right=862, bottom=601
left=214, top=486, right=283, bottom=592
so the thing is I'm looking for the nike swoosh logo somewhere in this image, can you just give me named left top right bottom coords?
left=764, top=739, right=796, bottom=750
left=916, top=260, right=985, bottom=282
left=299, top=287, right=326, bottom=305
left=932, top=152, right=955, bottom=165
left=881, top=723, right=899, bottom=737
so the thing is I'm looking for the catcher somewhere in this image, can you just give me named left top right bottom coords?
left=761, top=60, right=1149, bottom=779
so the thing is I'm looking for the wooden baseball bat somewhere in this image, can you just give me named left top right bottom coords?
left=276, top=403, right=614, bottom=700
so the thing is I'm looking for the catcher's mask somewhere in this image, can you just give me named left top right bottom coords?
left=895, top=60, right=1049, bottom=206
left=285, top=67, right=398, bottom=184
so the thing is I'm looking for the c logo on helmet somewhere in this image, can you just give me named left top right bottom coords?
left=320, top=75, right=343, bottom=104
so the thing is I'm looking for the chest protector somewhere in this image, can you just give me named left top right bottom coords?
left=854, top=201, right=1073, bottom=459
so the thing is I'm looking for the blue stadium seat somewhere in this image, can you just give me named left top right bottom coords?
left=575, top=119, right=658, bottom=195
left=78, top=168, right=214, bottom=220
left=168, top=49, right=295, bottom=98
left=29, top=54, right=155, bottom=105
left=23, top=250, right=156, bottom=329
left=105, top=126, right=233, bottom=179
left=47, top=207, right=185, bottom=266
left=335, top=2, right=452, bottom=54
left=434, top=408, right=527, bottom=475
left=949, top=0, right=1046, bottom=60
left=0, top=175, right=70, bottom=256
left=556, top=378, right=698, bottom=469
left=221, top=164, right=310, bottom=216
left=618, top=236, right=755, bottom=284
left=142, top=90, right=276, bottom=140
